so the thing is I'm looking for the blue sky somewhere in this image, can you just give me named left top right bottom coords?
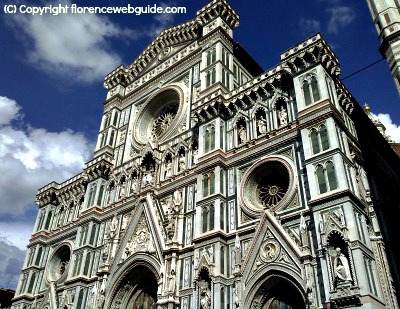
left=0, top=0, right=399, bottom=289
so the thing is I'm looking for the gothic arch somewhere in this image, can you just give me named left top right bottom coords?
left=243, top=269, right=306, bottom=309
left=105, top=253, right=161, bottom=309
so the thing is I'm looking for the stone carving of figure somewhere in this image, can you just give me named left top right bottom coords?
left=238, top=125, right=247, bottom=144
left=130, top=177, right=137, bottom=193
left=200, top=286, right=211, bottom=309
left=168, top=269, right=176, bottom=293
left=257, top=116, right=267, bottom=135
left=194, top=250, right=200, bottom=269
left=234, top=286, right=240, bottom=308
left=68, top=204, right=75, bottom=222
left=179, top=153, right=186, bottom=171
left=121, top=214, right=130, bottom=231
left=89, top=284, right=98, bottom=309
left=333, top=247, right=352, bottom=283
left=165, top=160, right=172, bottom=178
left=338, top=208, right=346, bottom=226
left=108, top=216, right=118, bottom=239
left=119, top=182, right=126, bottom=199
left=318, top=213, right=324, bottom=234
left=173, top=190, right=182, bottom=212
left=144, top=169, right=153, bottom=185
left=98, top=279, right=106, bottom=309
left=192, top=148, right=199, bottom=165
left=208, top=246, right=214, bottom=263
left=279, top=106, right=288, bottom=126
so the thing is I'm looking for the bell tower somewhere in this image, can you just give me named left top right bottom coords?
left=366, top=0, right=400, bottom=95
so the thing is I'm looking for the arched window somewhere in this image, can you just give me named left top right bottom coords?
left=220, top=287, right=225, bottom=308
left=44, top=210, right=53, bottom=230
left=220, top=246, right=225, bottom=274
left=202, top=172, right=215, bottom=197
left=210, top=127, right=215, bottom=150
left=316, top=164, right=327, bottom=193
left=311, top=76, right=320, bottom=102
left=320, top=125, right=330, bottom=151
left=206, top=68, right=216, bottom=87
left=35, top=246, right=42, bottom=266
left=97, top=183, right=105, bottom=206
left=220, top=203, right=225, bottom=231
left=109, top=130, right=115, bottom=146
left=303, top=80, right=312, bottom=106
left=316, top=161, right=338, bottom=194
left=202, top=205, right=214, bottom=233
left=206, top=47, right=216, bottom=66
left=326, top=161, right=338, bottom=190
left=303, top=75, right=320, bottom=106
left=310, top=129, right=320, bottom=154
left=88, top=184, right=96, bottom=208
left=27, top=272, right=36, bottom=294
left=89, top=224, right=97, bottom=246
left=83, top=252, right=92, bottom=276
left=310, top=124, right=330, bottom=154
left=76, top=289, right=85, bottom=309
left=202, top=207, right=209, bottom=233
left=204, top=125, right=216, bottom=153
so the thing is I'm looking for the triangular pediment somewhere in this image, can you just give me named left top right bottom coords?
left=109, top=194, right=166, bottom=274
left=241, top=210, right=305, bottom=285
left=104, top=20, right=201, bottom=90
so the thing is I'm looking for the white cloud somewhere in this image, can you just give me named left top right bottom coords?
left=327, top=6, right=356, bottom=34
left=372, top=112, right=400, bottom=143
left=0, top=95, right=93, bottom=217
left=7, top=3, right=139, bottom=83
left=6, top=1, right=181, bottom=84
left=299, top=18, right=321, bottom=36
left=0, top=96, right=21, bottom=126
left=0, top=96, right=93, bottom=287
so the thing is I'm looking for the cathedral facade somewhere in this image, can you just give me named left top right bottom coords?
left=11, top=1, right=400, bottom=308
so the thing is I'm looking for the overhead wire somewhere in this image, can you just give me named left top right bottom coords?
left=340, top=58, right=386, bottom=81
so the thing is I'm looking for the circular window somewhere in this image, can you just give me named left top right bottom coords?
left=46, top=244, right=71, bottom=282
left=133, top=87, right=185, bottom=145
left=240, top=156, right=296, bottom=217
left=151, top=103, right=179, bottom=139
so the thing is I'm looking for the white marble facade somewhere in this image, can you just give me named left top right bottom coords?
left=12, top=1, right=399, bottom=309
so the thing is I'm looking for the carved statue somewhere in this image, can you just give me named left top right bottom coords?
left=200, top=286, right=211, bottom=309
left=173, top=190, right=182, bottom=213
left=234, top=286, right=240, bottom=308
left=333, top=248, right=352, bottom=283
left=208, top=246, right=214, bottom=263
left=165, top=160, right=172, bottom=178
left=193, top=148, right=199, bottom=165
left=89, top=284, right=98, bottom=309
left=179, top=153, right=186, bottom=171
left=130, top=177, right=138, bottom=193
left=107, top=216, right=118, bottom=239
left=279, top=106, right=288, bottom=126
left=119, top=182, right=126, bottom=199
left=144, top=169, right=153, bottom=185
left=238, top=125, right=247, bottom=144
left=168, top=269, right=176, bottom=293
left=257, top=116, right=267, bottom=135
left=194, top=250, right=200, bottom=269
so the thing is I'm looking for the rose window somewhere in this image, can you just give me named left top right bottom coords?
left=45, top=244, right=71, bottom=282
left=151, top=104, right=179, bottom=139
left=133, top=88, right=184, bottom=145
left=240, top=157, right=295, bottom=216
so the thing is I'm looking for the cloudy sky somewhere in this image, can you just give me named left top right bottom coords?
left=0, top=0, right=399, bottom=289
